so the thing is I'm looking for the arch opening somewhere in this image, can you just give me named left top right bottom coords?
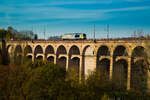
left=131, top=60, right=147, bottom=91
left=57, top=45, right=67, bottom=55
left=47, top=56, right=54, bottom=63
left=14, top=45, right=22, bottom=54
left=36, top=56, right=43, bottom=60
left=34, top=45, right=43, bottom=54
left=24, top=45, right=32, bottom=55
left=113, top=46, right=128, bottom=57
left=45, top=45, right=54, bottom=57
left=14, top=45, right=22, bottom=65
left=69, top=45, right=80, bottom=76
left=57, top=57, right=66, bottom=68
left=69, top=57, right=80, bottom=74
left=113, top=59, right=128, bottom=90
left=69, top=45, right=80, bottom=55
left=97, top=46, right=110, bottom=75
left=132, top=46, right=146, bottom=57
left=97, top=58, right=110, bottom=80
left=34, top=45, right=43, bottom=60
left=97, top=46, right=110, bottom=56
left=56, top=45, right=67, bottom=66
left=26, top=55, right=32, bottom=62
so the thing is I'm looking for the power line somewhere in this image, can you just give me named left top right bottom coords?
left=94, top=24, right=95, bottom=40
left=44, top=26, right=45, bottom=40
left=107, top=24, right=109, bottom=39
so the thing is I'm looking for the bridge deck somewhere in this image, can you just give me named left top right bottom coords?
left=5, top=37, right=148, bottom=43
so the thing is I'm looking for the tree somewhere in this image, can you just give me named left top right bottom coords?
left=24, top=61, right=67, bottom=100
left=34, top=34, right=38, bottom=40
left=0, top=29, right=7, bottom=40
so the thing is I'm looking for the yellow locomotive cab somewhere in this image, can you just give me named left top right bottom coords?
left=80, top=34, right=84, bottom=38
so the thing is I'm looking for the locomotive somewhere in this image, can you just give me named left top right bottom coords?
left=61, top=33, right=86, bottom=40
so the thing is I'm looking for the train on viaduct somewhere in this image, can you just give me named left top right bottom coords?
left=2, top=38, right=150, bottom=91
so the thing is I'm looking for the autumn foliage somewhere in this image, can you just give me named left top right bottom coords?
left=0, top=60, right=150, bottom=100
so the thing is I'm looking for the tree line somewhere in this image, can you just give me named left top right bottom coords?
left=0, top=59, right=150, bottom=100
left=0, top=26, right=38, bottom=40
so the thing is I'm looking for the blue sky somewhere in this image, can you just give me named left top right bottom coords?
left=0, top=0, right=150, bottom=39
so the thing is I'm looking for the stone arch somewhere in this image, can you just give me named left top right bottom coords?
left=69, top=45, right=80, bottom=55
left=97, top=45, right=110, bottom=72
left=69, top=57, right=80, bottom=74
left=24, top=45, right=32, bottom=61
left=27, top=55, right=32, bottom=60
left=14, top=45, right=22, bottom=52
left=131, top=59, right=148, bottom=91
left=45, top=45, right=54, bottom=55
left=131, top=46, right=146, bottom=57
left=82, top=45, right=95, bottom=77
left=24, top=45, right=32, bottom=55
left=14, top=45, right=22, bottom=65
left=36, top=56, right=43, bottom=60
left=34, top=45, right=43, bottom=54
left=47, top=56, right=54, bottom=63
left=130, top=46, right=148, bottom=90
left=69, top=45, right=80, bottom=74
left=56, top=45, right=67, bottom=68
left=34, top=45, right=43, bottom=60
left=113, top=59, right=128, bottom=90
left=45, top=45, right=54, bottom=62
left=97, top=45, right=110, bottom=56
left=57, top=45, right=67, bottom=55
left=113, top=45, right=128, bottom=57
left=97, top=58, right=110, bottom=79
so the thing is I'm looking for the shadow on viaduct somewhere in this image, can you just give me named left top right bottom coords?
left=3, top=39, right=150, bottom=91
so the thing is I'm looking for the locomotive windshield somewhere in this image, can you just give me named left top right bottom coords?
left=75, top=34, right=80, bottom=38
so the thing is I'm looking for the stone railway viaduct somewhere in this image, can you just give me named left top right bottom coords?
left=4, top=38, right=150, bottom=90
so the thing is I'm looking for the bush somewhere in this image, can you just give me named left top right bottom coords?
left=0, top=60, right=150, bottom=100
